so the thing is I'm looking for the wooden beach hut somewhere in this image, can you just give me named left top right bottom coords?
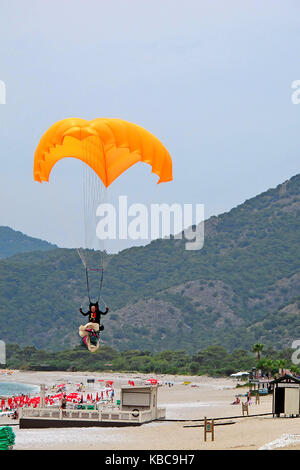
left=271, top=374, right=300, bottom=417
left=120, top=385, right=159, bottom=419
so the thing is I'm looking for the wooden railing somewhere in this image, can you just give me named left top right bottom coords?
left=20, top=406, right=165, bottom=423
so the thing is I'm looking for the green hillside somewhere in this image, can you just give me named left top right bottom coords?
left=1, top=174, right=300, bottom=352
left=0, top=226, right=57, bottom=258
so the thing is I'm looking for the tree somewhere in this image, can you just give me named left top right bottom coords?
left=274, top=359, right=286, bottom=376
left=251, top=343, right=264, bottom=361
left=257, top=358, right=273, bottom=378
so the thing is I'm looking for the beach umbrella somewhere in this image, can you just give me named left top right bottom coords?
left=230, top=372, right=249, bottom=377
left=146, top=379, right=158, bottom=385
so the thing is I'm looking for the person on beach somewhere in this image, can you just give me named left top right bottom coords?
left=231, top=397, right=240, bottom=405
left=60, top=393, right=67, bottom=416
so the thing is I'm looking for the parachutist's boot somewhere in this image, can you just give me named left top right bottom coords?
left=99, top=325, right=104, bottom=331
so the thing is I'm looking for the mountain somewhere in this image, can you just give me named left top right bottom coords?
left=1, top=174, right=300, bottom=352
left=0, top=226, right=57, bottom=259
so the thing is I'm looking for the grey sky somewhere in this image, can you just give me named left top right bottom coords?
left=0, top=0, right=300, bottom=252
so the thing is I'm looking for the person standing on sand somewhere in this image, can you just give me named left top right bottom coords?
left=60, top=393, right=67, bottom=417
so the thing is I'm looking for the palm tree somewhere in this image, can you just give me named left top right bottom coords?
left=264, top=359, right=274, bottom=379
left=257, top=358, right=273, bottom=378
left=275, top=359, right=286, bottom=376
left=290, top=364, right=299, bottom=376
left=251, top=343, right=264, bottom=361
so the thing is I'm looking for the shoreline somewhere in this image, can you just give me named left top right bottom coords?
left=0, top=369, right=237, bottom=387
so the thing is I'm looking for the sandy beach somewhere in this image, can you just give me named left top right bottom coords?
left=1, top=370, right=300, bottom=450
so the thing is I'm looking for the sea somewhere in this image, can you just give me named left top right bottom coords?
left=0, top=382, right=39, bottom=397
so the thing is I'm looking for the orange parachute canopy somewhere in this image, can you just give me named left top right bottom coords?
left=33, top=118, right=173, bottom=187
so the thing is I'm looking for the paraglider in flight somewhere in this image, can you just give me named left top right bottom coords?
left=34, top=118, right=173, bottom=353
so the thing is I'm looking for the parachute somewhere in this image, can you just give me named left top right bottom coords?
left=33, top=118, right=173, bottom=187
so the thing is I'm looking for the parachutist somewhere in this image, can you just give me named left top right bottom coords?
left=78, top=302, right=109, bottom=352
left=79, top=302, right=109, bottom=325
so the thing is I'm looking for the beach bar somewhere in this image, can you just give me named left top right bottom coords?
left=249, top=378, right=272, bottom=396
left=19, top=385, right=165, bottom=429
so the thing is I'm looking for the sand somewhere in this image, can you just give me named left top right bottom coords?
left=1, top=370, right=300, bottom=450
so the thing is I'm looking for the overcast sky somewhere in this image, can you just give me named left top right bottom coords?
left=0, top=0, right=300, bottom=252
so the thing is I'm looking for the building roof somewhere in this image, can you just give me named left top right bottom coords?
left=270, top=374, right=300, bottom=385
